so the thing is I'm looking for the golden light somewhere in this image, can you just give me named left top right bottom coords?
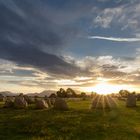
left=83, top=82, right=130, bottom=95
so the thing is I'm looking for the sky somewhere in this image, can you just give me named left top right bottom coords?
left=0, top=0, right=140, bottom=94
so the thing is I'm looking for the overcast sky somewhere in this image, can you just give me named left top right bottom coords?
left=0, top=0, right=140, bottom=93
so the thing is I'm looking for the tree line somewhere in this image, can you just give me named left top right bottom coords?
left=56, top=88, right=88, bottom=98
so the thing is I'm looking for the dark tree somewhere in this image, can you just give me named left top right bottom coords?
left=66, top=88, right=77, bottom=97
left=80, top=92, right=87, bottom=100
left=57, top=88, right=67, bottom=98
left=49, top=93, right=56, bottom=98
left=119, top=90, right=130, bottom=97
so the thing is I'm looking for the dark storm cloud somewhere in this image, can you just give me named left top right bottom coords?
left=0, top=42, right=80, bottom=76
left=1, top=0, right=137, bottom=79
left=0, top=0, right=84, bottom=76
left=0, top=0, right=63, bottom=51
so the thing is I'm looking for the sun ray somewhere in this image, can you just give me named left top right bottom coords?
left=96, top=95, right=102, bottom=109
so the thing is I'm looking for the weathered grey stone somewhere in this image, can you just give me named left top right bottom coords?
left=53, top=98, right=68, bottom=110
left=14, top=96, right=28, bottom=109
left=35, top=99, right=48, bottom=109
left=24, top=95, right=35, bottom=104
left=4, top=97, right=14, bottom=108
left=44, top=96, right=51, bottom=107
left=126, top=93, right=136, bottom=107
left=50, top=98, right=56, bottom=105
left=0, top=94, right=5, bottom=102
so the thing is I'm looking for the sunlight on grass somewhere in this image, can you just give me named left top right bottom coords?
left=0, top=99, right=140, bottom=140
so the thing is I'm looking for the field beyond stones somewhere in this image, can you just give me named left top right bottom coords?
left=0, top=99, right=140, bottom=140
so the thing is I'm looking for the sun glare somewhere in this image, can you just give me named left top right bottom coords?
left=84, top=82, right=129, bottom=95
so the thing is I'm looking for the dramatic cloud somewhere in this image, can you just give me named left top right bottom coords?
left=0, top=0, right=140, bottom=93
left=0, top=0, right=86, bottom=77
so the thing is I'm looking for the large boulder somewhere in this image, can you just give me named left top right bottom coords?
left=126, top=93, right=136, bottom=107
left=0, top=94, right=5, bottom=102
left=49, top=94, right=56, bottom=106
left=24, top=95, right=35, bottom=104
left=14, top=96, right=28, bottom=109
left=44, top=96, right=51, bottom=107
left=4, top=97, right=14, bottom=108
left=50, top=98, right=56, bottom=105
left=136, top=94, right=140, bottom=101
left=35, top=99, right=48, bottom=109
left=53, top=98, right=69, bottom=110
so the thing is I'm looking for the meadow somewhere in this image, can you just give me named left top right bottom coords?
left=0, top=99, right=140, bottom=140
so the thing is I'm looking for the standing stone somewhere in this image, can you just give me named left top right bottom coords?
left=126, top=93, right=136, bottom=107
left=0, top=94, right=5, bottom=102
left=14, top=96, right=28, bottom=109
left=53, top=98, right=69, bottom=110
left=35, top=99, right=48, bottom=109
left=50, top=98, right=56, bottom=105
left=4, top=97, right=14, bottom=108
left=44, top=96, right=51, bottom=107
left=24, top=95, right=35, bottom=104
left=49, top=94, right=56, bottom=105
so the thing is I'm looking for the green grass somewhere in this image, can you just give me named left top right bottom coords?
left=0, top=99, right=140, bottom=140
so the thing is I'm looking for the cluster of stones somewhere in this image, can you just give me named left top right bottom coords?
left=2, top=94, right=69, bottom=110
left=0, top=94, right=5, bottom=102
left=0, top=92, right=138, bottom=111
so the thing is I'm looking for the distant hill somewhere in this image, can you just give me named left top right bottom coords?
left=0, top=91, right=17, bottom=96
left=27, top=90, right=56, bottom=97
left=0, top=89, right=83, bottom=97
left=39, top=90, right=56, bottom=97
left=0, top=90, right=56, bottom=97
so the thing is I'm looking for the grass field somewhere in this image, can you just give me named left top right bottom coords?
left=0, top=99, right=140, bottom=140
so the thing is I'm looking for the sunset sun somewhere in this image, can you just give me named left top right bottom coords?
left=84, top=82, right=129, bottom=95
